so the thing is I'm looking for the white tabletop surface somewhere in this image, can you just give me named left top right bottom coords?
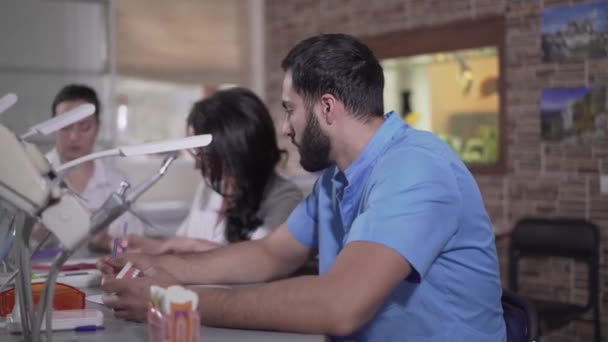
left=0, top=288, right=327, bottom=342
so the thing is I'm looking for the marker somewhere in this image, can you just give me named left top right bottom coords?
left=75, top=325, right=104, bottom=332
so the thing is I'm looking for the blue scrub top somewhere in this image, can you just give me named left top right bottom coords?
left=287, top=112, right=506, bottom=342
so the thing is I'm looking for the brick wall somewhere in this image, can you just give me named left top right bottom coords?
left=265, top=0, right=608, bottom=340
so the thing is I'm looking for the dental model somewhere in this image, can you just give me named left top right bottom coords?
left=149, top=285, right=200, bottom=342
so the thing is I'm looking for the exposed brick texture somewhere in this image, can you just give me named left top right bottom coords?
left=265, top=0, right=608, bottom=340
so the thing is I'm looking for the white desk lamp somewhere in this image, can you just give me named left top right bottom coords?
left=0, top=93, right=17, bottom=114
left=0, top=102, right=96, bottom=287
left=0, top=102, right=96, bottom=212
left=0, top=104, right=105, bottom=342
left=0, top=92, right=18, bottom=250
left=20, top=103, right=95, bottom=140
left=0, top=121, right=212, bottom=342
left=55, top=134, right=212, bottom=173
left=0, top=102, right=96, bottom=279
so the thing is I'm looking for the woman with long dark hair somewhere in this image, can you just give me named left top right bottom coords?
left=127, top=87, right=302, bottom=253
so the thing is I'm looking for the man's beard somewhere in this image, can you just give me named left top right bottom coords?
left=292, top=110, right=332, bottom=172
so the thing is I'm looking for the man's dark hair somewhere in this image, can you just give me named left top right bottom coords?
left=51, top=84, right=100, bottom=121
left=187, top=87, right=283, bottom=242
left=281, top=33, right=384, bottom=119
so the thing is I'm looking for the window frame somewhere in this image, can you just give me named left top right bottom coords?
left=362, top=16, right=507, bottom=174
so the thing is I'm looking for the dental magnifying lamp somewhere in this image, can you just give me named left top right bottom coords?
left=0, top=103, right=96, bottom=292
left=0, top=93, right=17, bottom=115
left=35, top=155, right=177, bottom=341
left=0, top=101, right=94, bottom=263
left=0, top=215, right=16, bottom=264
left=55, top=134, right=212, bottom=173
left=0, top=128, right=211, bottom=342
left=1, top=116, right=210, bottom=265
left=35, top=135, right=211, bottom=342
left=19, top=104, right=95, bottom=140
left=0, top=93, right=17, bottom=252
left=0, top=100, right=93, bottom=233
left=0, top=99, right=94, bottom=246
left=0, top=89, right=14, bottom=269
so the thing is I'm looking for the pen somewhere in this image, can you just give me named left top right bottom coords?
left=122, top=222, right=128, bottom=253
left=111, top=237, right=119, bottom=259
left=32, top=271, right=95, bottom=279
left=59, top=271, right=94, bottom=277
left=75, top=325, right=105, bottom=332
left=116, top=222, right=129, bottom=256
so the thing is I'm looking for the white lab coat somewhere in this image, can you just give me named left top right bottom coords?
left=176, top=174, right=303, bottom=244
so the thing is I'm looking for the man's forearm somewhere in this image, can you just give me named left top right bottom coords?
left=193, top=275, right=342, bottom=335
left=155, top=239, right=302, bottom=285
left=188, top=241, right=410, bottom=337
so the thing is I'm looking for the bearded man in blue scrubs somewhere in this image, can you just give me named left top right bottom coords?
left=101, top=33, right=506, bottom=342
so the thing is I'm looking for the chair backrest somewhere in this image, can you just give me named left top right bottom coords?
left=510, top=218, right=598, bottom=258
left=502, top=289, right=540, bottom=342
left=509, top=217, right=600, bottom=309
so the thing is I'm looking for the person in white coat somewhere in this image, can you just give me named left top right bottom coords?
left=39, top=84, right=144, bottom=254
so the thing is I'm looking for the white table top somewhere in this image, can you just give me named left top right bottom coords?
left=0, top=289, right=327, bottom=342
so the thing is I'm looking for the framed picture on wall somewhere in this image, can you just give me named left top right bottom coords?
left=541, top=1, right=608, bottom=61
left=540, top=85, right=606, bottom=141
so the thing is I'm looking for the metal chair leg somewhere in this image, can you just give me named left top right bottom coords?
left=593, top=304, right=601, bottom=342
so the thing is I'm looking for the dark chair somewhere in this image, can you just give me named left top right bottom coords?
left=502, top=289, right=540, bottom=342
left=508, top=218, right=601, bottom=342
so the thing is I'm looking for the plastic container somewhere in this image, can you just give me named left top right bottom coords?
left=0, top=282, right=85, bottom=317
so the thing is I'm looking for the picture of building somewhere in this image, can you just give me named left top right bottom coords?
left=542, top=1, right=608, bottom=61
left=540, top=86, right=606, bottom=141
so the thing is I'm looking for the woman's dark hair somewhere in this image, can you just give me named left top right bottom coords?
left=281, top=33, right=384, bottom=120
left=51, top=84, right=100, bottom=121
left=187, top=87, right=283, bottom=242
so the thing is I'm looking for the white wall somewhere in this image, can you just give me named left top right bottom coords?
left=381, top=58, right=432, bottom=131
left=382, top=65, right=400, bottom=115
left=0, top=0, right=110, bottom=150
left=403, top=63, right=432, bottom=131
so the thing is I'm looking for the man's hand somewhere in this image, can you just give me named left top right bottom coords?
left=101, top=261, right=179, bottom=321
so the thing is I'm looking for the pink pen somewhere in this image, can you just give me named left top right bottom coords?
left=112, top=223, right=128, bottom=258
left=120, top=222, right=128, bottom=253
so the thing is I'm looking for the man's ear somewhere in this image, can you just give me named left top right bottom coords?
left=320, top=94, right=338, bottom=125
